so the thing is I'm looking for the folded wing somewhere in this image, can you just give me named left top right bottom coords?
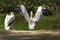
left=8, top=16, right=15, bottom=26
left=5, top=15, right=15, bottom=26
left=4, top=15, right=15, bottom=30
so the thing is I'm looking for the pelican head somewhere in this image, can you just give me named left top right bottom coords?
left=10, top=12, right=14, bottom=15
left=30, top=11, right=33, bottom=19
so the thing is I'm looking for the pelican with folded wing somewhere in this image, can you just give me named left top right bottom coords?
left=4, top=12, right=15, bottom=30
left=16, top=5, right=53, bottom=29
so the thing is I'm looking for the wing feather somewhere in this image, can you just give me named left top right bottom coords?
left=20, top=5, right=30, bottom=22
left=5, top=15, right=15, bottom=26
left=32, top=6, right=43, bottom=22
left=8, top=16, right=15, bottom=26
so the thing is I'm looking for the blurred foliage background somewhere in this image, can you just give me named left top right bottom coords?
left=0, top=0, right=60, bottom=30
left=0, top=0, right=60, bottom=13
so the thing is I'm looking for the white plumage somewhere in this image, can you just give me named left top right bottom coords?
left=4, top=12, right=15, bottom=30
left=19, top=5, right=43, bottom=29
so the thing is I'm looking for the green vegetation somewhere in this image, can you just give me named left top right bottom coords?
left=0, top=0, right=60, bottom=13
left=0, top=13, right=60, bottom=30
left=0, top=0, right=60, bottom=30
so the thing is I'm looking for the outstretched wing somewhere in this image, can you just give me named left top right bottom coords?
left=20, top=5, right=30, bottom=22
left=32, top=6, right=43, bottom=22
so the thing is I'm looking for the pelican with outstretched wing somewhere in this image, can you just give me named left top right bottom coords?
left=16, top=5, right=53, bottom=29
left=4, top=12, right=15, bottom=30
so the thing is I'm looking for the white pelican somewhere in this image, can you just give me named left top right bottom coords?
left=16, top=5, right=53, bottom=30
left=4, top=12, right=15, bottom=30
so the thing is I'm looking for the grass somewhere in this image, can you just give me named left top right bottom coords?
left=0, top=13, right=60, bottom=30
